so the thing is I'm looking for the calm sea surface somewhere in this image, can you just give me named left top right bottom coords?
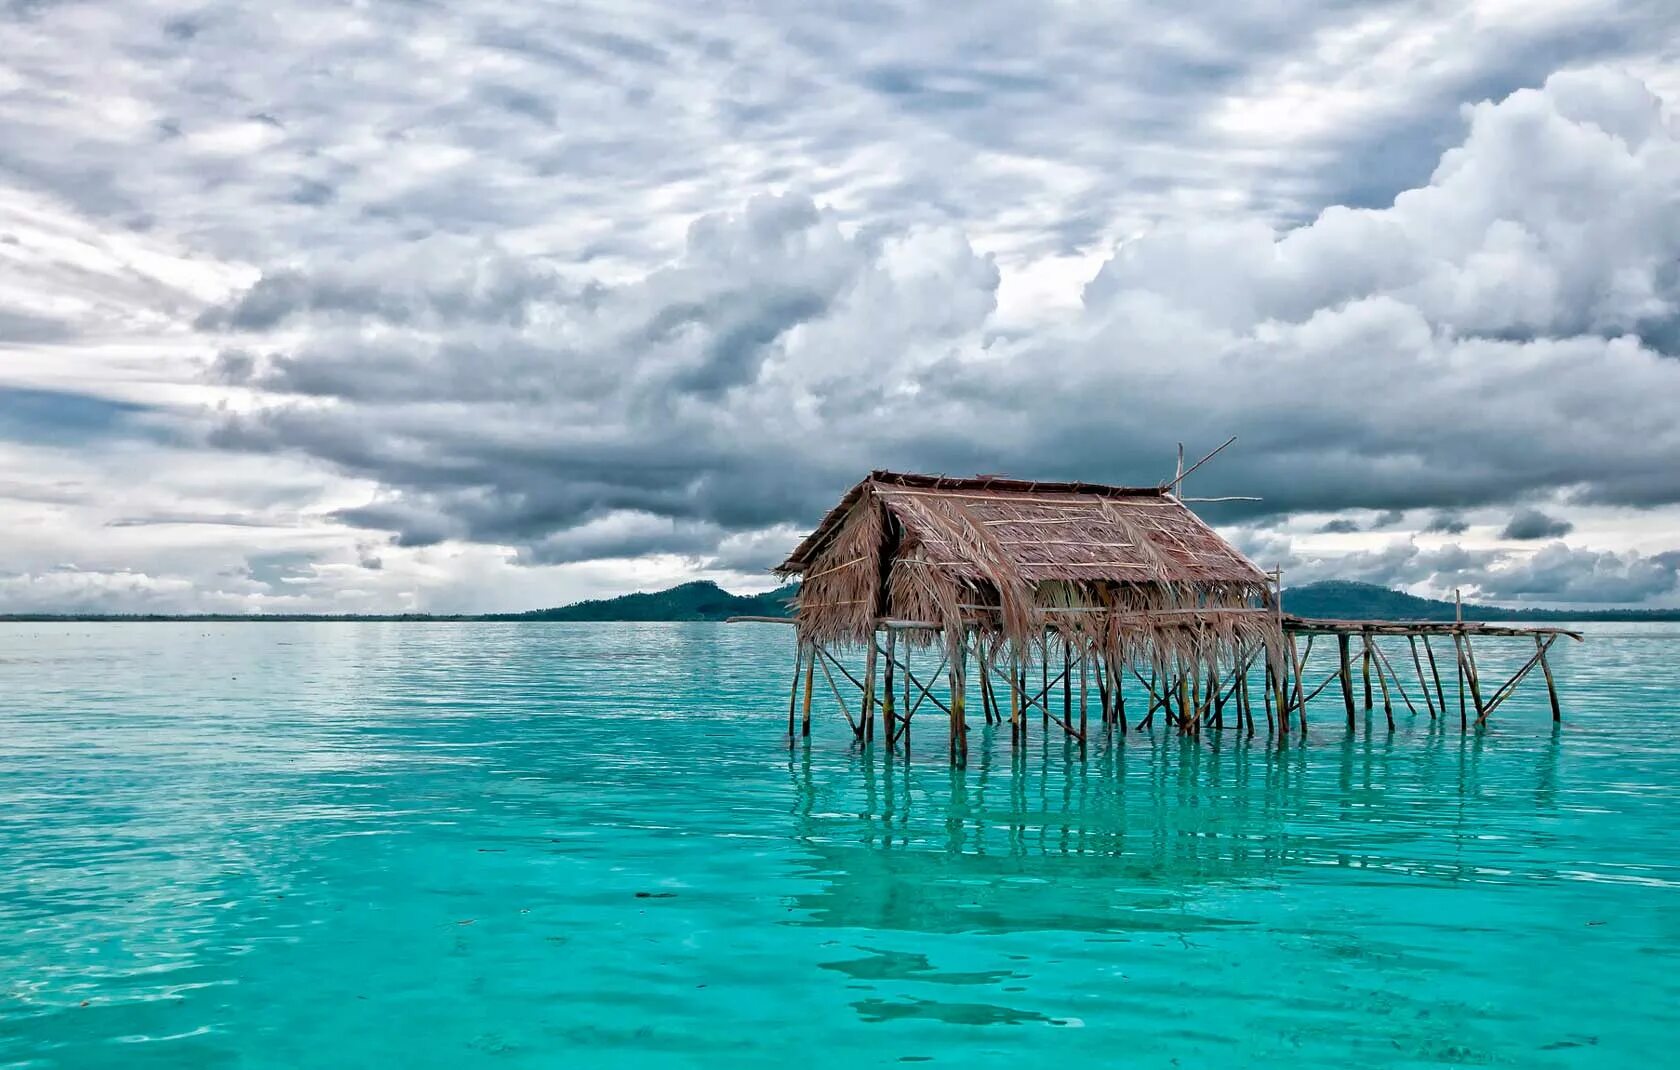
left=2, top=622, right=1677, bottom=1068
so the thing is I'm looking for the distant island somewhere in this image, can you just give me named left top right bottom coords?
left=3, top=579, right=1679, bottom=623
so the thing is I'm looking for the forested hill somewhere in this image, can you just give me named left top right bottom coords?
left=1281, top=581, right=1680, bottom=622
left=489, top=581, right=799, bottom=622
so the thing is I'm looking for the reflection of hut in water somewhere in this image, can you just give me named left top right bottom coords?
left=740, top=470, right=1579, bottom=764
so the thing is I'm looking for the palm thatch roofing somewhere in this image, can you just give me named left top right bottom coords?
left=777, top=471, right=1278, bottom=664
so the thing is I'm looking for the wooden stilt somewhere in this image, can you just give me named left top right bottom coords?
left=1263, top=657, right=1276, bottom=733
left=1239, top=654, right=1254, bottom=736
left=1338, top=633, right=1356, bottom=730
left=1210, top=649, right=1225, bottom=730
left=883, top=630, right=897, bottom=745
left=1452, top=632, right=1468, bottom=730
left=788, top=640, right=804, bottom=742
left=947, top=627, right=967, bottom=764
left=1361, top=633, right=1374, bottom=710
left=801, top=646, right=815, bottom=738
left=1078, top=643, right=1089, bottom=739
left=1371, top=637, right=1394, bottom=730
left=1408, top=635, right=1437, bottom=718
left=1113, top=649, right=1127, bottom=732
left=862, top=639, right=878, bottom=742
left=1538, top=634, right=1562, bottom=723
left=1062, top=637, right=1073, bottom=737
left=1462, top=634, right=1487, bottom=722
left=1289, top=635, right=1308, bottom=734
left=1041, top=634, right=1050, bottom=735
left=1009, top=646, right=1022, bottom=746
left=1422, top=635, right=1447, bottom=713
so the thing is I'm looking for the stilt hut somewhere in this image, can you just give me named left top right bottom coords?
left=754, top=470, right=1579, bottom=763
left=774, top=471, right=1282, bottom=759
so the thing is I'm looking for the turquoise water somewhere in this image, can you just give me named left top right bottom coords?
left=2, top=622, right=1677, bottom=1068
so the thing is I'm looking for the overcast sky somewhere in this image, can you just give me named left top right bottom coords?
left=4, top=0, right=1680, bottom=613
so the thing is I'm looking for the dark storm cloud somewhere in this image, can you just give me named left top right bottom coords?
left=1317, top=519, right=1362, bottom=534
left=1502, top=509, right=1574, bottom=541
left=1424, top=511, right=1470, bottom=535
left=194, top=71, right=1680, bottom=568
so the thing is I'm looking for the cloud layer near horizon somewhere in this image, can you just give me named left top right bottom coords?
left=4, top=2, right=1680, bottom=612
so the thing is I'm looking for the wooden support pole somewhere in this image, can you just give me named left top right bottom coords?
left=1408, top=635, right=1437, bottom=718
left=947, top=628, right=967, bottom=764
left=1422, top=634, right=1447, bottom=714
left=1095, top=649, right=1111, bottom=725
left=862, top=639, right=878, bottom=742
left=1538, top=634, right=1562, bottom=723
left=1062, top=638, right=1073, bottom=737
left=1461, top=633, right=1487, bottom=722
left=1368, top=636, right=1394, bottom=728
left=788, top=640, right=804, bottom=742
left=1113, top=650, right=1127, bottom=732
left=1009, top=645, right=1022, bottom=746
left=1239, top=654, right=1255, bottom=736
left=1289, top=635, right=1308, bottom=734
left=1042, top=634, right=1050, bottom=734
left=1078, top=642, right=1089, bottom=737
left=1263, top=657, right=1276, bottom=733
left=883, top=630, right=897, bottom=745
left=1338, top=632, right=1357, bottom=730
left=1454, top=634, right=1468, bottom=730
left=801, top=645, right=815, bottom=738
left=1177, top=660, right=1193, bottom=735
left=1361, top=633, right=1374, bottom=710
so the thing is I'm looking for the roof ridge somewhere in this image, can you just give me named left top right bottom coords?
left=867, top=469, right=1164, bottom=498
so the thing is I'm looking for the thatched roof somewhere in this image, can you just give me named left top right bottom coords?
left=777, top=471, right=1275, bottom=657
left=778, top=471, right=1266, bottom=587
